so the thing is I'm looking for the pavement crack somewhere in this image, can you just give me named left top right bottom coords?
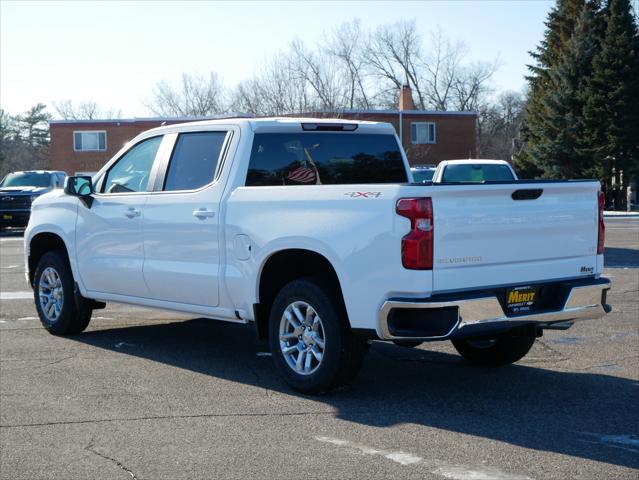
left=1, top=410, right=335, bottom=429
left=85, top=437, right=138, bottom=479
left=535, top=339, right=568, bottom=359
left=573, top=354, right=639, bottom=371
left=247, top=364, right=273, bottom=398
left=41, top=354, right=77, bottom=368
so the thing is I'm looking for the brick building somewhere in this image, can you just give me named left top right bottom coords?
left=49, top=86, right=476, bottom=174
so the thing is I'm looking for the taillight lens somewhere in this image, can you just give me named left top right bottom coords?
left=597, top=191, right=605, bottom=254
left=396, top=197, right=433, bottom=269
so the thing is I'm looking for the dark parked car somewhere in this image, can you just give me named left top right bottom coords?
left=0, top=170, right=67, bottom=229
left=410, top=165, right=436, bottom=183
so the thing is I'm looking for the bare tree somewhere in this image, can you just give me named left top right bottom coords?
left=290, top=39, right=346, bottom=111
left=452, top=61, right=499, bottom=112
left=420, top=29, right=465, bottom=110
left=477, top=91, right=526, bottom=160
left=53, top=99, right=121, bottom=120
left=144, top=72, right=226, bottom=117
left=364, top=22, right=498, bottom=112
left=231, top=52, right=312, bottom=115
left=365, top=20, right=426, bottom=107
left=226, top=20, right=498, bottom=118
left=324, top=20, right=371, bottom=109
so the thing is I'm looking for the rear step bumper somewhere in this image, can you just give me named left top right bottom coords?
left=378, top=278, right=611, bottom=341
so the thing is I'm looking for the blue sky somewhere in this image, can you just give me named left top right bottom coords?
left=1, top=0, right=554, bottom=117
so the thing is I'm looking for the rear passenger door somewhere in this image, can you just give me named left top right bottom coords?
left=142, top=128, right=233, bottom=307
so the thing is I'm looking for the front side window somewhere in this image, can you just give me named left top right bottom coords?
left=163, top=131, right=227, bottom=191
left=74, top=131, right=107, bottom=151
left=410, top=122, right=436, bottom=144
left=103, top=136, right=162, bottom=193
left=246, top=133, right=407, bottom=186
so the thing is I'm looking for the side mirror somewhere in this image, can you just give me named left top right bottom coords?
left=64, top=176, right=94, bottom=208
left=64, top=176, right=94, bottom=197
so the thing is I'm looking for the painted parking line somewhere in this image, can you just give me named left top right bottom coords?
left=0, top=291, right=33, bottom=300
left=315, top=436, right=531, bottom=480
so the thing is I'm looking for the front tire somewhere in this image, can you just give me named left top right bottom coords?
left=452, top=333, right=535, bottom=366
left=268, top=278, right=367, bottom=394
left=33, top=250, right=92, bottom=335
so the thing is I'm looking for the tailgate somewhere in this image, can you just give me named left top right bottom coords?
left=431, top=181, right=600, bottom=293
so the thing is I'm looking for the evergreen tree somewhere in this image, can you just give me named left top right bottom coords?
left=534, top=2, right=601, bottom=178
left=0, top=106, right=51, bottom=179
left=0, top=110, right=14, bottom=166
left=518, top=0, right=639, bottom=190
left=517, top=0, right=587, bottom=178
left=584, top=0, right=639, bottom=190
left=16, top=103, right=51, bottom=148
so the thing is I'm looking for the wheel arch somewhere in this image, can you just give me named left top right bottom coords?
left=28, top=232, right=71, bottom=287
left=254, top=248, right=348, bottom=339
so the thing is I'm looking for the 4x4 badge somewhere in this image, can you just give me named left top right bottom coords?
left=344, top=192, right=381, bottom=198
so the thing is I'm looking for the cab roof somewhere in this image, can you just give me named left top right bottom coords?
left=141, top=117, right=396, bottom=137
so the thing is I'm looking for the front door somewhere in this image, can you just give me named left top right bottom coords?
left=76, top=136, right=163, bottom=297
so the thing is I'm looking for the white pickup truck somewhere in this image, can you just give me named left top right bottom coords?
left=24, top=118, right=611, bottom=393
left=431, top=159, right=518, bottom=183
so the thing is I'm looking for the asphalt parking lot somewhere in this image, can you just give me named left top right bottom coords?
left=1, top=218, right=637, bottom=480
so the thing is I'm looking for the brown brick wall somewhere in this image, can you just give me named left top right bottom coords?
left=50, top=113, right=476, bottom=174
left=50, top=120, right=182, bottom=174
left=337, top=112, right=477, bottom=166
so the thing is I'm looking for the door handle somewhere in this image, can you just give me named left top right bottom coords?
left=124, top=207, right=141, bottom=218
left=193, top=208, right=215, bottom=219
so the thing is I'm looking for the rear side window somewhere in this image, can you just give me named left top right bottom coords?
left=246, top=133, right=407, bottom=186
left=164, top=132, right=227, bottom=191
left=441, top=164, right=515, bottom=183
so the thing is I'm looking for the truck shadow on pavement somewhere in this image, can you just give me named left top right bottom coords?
left=72, top=318, right=639, bottom=470
left=604, top=247, right=639, bottom=268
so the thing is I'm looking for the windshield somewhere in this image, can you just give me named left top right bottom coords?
left=411, top=169, right=435, bottom=183
left=0, top=172, right=51, bottom=188
left=441, top=164, right=515, bottom=183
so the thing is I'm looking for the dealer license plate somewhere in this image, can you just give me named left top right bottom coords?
left=506, top=286, right=538, bottom=314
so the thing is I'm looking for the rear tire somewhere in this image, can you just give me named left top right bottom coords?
left=452, top=333, right=535, bottom=366
left=268, top=277, right=367, bottom=394
left=33, top=250, right=92, bottom=335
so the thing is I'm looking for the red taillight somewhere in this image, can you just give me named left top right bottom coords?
left=396, top=197, right=433, bottom=270
left=597, top=191, right=605, bottom=254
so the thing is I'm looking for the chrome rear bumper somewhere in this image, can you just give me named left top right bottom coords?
left=378, top=278, right=611, bottom=341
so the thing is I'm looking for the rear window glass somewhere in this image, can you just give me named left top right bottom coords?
left=0, top=172, right=51, bottom=188
left=441, top=164, right=515, bottom=183
left=164, top=132, right=227, bottom=191
left=246, top=133, right=407, bottom=186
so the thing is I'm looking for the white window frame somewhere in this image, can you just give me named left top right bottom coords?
left=73, top=130, right=107, bottom=152
left=410, top=122, right=436, bottom=145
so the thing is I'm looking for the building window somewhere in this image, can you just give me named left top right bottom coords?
left=74, top=131, right=107, bottom=152
left=410, top=122, right=436, bottom=144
